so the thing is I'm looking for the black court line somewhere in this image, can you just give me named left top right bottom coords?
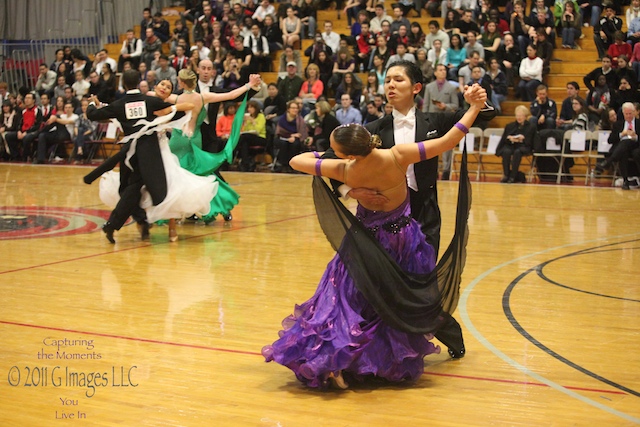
left=503, top=239, right=640, bottom=398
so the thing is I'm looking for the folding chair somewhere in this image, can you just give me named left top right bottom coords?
left=479, top=128, right=504, bottom=180
left=530, top=129, right=563, bottom=183
left=587, top=130, right=617, bottom=185
left=558, top=129, right=591, bottom=184
left=451, top=127, right=483, bottom=180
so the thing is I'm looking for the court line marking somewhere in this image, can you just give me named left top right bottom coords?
left=459, top=232, right=640, bottom=424
left=0, top=319, right=626, bottom=396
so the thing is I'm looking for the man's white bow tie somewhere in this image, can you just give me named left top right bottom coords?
left=394, top=116, right=415, bottom=127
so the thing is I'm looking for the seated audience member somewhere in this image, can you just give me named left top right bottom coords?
left=277, top=62, right=304, bottom=102
left=425, top=20, right=449, bottom=51
left=446, top=34, right=466, bottom=81
left=100, top=64, right=117, bottom=103
left=498, top=33, right=522, bottom=88
left=53, top=75, right=70, bottom=100
left=458, top=52, right=484, bottom=93
left=486, top=58, right=507, bottom=113
left=155, top=54, right=177, bottom=87
left=615, top=56, right=637, bottom=91
left=93, top=49, right=117, bottom=76
left=612, top=77, right=640, bottom=113
left=481, top=21, right=502, bottom=63
left=216, top=102, right=237, bottom=149
left=4, top=93, right=42, bottom=161
left=0, top=101, right=19, bottom=159
left=142, top=28, right=162, bottom=68
left=152, top=12, right=170, bottom=42
left=570, top=97, right=589, bottom=131
left=238, top=100, right=268, bottom=172
left=298, top=64, right=324, bottom=109
left=35, top=64, right=57, bottom=97
left=327, top=47, right=356, bottom=94
left=496, top=105, right=535, bottom=183
left=415, top=48, right=434, bottom=85
left=72, top=98, right=96, bottom=162
left=518, top=44, right=543, bottom=101
left=281, top=6, right=302, bottom=48
left=462, top=31, right=485, bottom=64
left=71, top=70, right=90, bottom=100
left=263, top=14, right=283, bottom=53
left=362, top=100, right=384, bottom=125
left=586, top=74, right=612, bottom=124
left=335, top=73, right=363, bottom=110
left=425, top=40, right=445, bottom=67
left=584, top=55, right=619, bottom=93
left=171, top=45, right=190, bottom=72
left=274, top=100, right=308, bottom=173
left=529, top=84, right=557, bottom=130
left=532, top=29, right=553, bottom=77
left=222, top=58, right=242, bottom=89
left=560, top=1, right=582, bottom=49
left=595, top=102, right=640, bottom=190
left=607, top=31, right=631, bottom=67
left=423, top=64, right=459, bottom=114
left=245, top=24, right=271, bottom=73
left=335, top=93, right=362, bottom=125
left=279, top=45, right=303, bottom=77
left=307, top=100, right=340, bottom=151
left=556, top=81, right=583, bottom=130
left=35, top=102, right=77, bottom=164
left=593, top=3, right=622, bottom=61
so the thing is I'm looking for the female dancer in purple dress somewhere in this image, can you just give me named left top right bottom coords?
left=262, top=84, right=487, bottom=389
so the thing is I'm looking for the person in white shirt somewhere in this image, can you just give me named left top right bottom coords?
left=191, top=39, right=211, bottom=61
left=93, top=49, right=117, bottom=76
left=322, top=21, right=341, bottom=55
left=71, top=70, right=90, bottom=100
left=35, top=64, right=57, bottom=96
left=35, top=102, right=78, bottom=163
left=369, top=3, right=391, bottom=34
left=245, top=24, right=270, bottom=72
left=118, top=29, right=143, bottom=71
left=252, top=0, right=276, bottom=25
left=424, top=20, right=450, bottom=51
left=426, top=39, right=447, bottom=67
left=518, top=44, right=543, bottom=101
left=387, top=43, right=416, bottom=68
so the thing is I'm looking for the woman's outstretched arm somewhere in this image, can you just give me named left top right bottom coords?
left=290, top=151, right=348, bottom=182
left=202, top=74, right=262, bottom=104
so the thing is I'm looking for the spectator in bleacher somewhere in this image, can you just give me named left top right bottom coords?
left=363, top=100, right=384, bottom=124
left=231, top=3, right=250, bottom=25
left=529, top=5, right=556, bottom=50
left=187, top=49, right=200, bottom=75
left=518, top=44, right=544, bottom=101
left=569, top=97, right=589, bottom=131
left=355, top=22, right=375, bottom=71
left=38, top=94, right=53, bottom=125
left=454, top=9, right=480, bottom=36
left=35, top=101, right=76, bottom=164
left=596, top=107, right=616, bottom=130
left=63, top=87, right=80, bottom=112
left=424, top=20, right=449, bottom=52
left=314, top=51, right=334, bottom=94
left=232, top=34, right=254, bottom=79
left=510, top=1, right=530, bottom=57
left=628, top=0, right=640, bottom=24
left=594, top=3, right=622, bottom=61
left=335, top=72, right=363, bottom=109
left=172, top=45, right=190, bottom=72
left=140, top=7, right=153, bottom=41
left=595, top=102, right=640, bottom=189
left=498, top=33, right=522, bottom=88
left=118, top=29, right=143, bottom=72
left=70, top=49, right=92, bottom=79
left=529, top=0, right=552, bottom=21
left=607, top=32, right=631, bottom=68
left=462, top=31, right=485, bottom=64
left=481, top=21, right=502, bottom=63
left=53, top=75, right=69, bottom=101
left=87, top=71, right=105, bottom=101
left=580, top=0, right=602, bottom=28
left=0, top=101, right=18, bottom=159
left=191, top=38, right=211, bottom=62
left=299, top=0, right=318, bottom=39
left=252, top=0, right=276, bottom=26
left=371, top=54, right=387, bottom=87
left=264, top=83, right=286, bottom=125
left=145, top=70, right=158, bottom=91
left=389, top=24, right=410, bottom=55
left=344, top=0, right=362, bottom=27
left=488, top=8, right=509, bottom=35
left=279, top=45, right=303, bottom=76
left=321, top=21, right=341, bottom=54
left=362, top=70, right=383, bottom=106
left=370, top=3, right=391, bottom=34
left=529, top=84, right=557, bottom=130
left=388, top=42, right=417, bottom=68
left=277, top=62, right=304, bottom=101
left=628, top=16, right=640, bottom=47
left=281, top=6, right=302, bottom=48
left=218, top=2, right=233, bottom=26
left=194, top=20, right=214, bottom=48
left=150, top=51, right=162, bottom=72
left=496, top=105, right=535, bottom=183
left=458, top=51, right=484, bottom=92
left=152, top=12, right=171, bottom=43
left=425, top=39, right=445, bottom=67
left=376, top=20, right=393, bottom=45
left=611, top=77, right=640, bottom=113
left=407, top=22, right=426, bottom=55
left=328, top=47, right=356, bottom=94
left=138, top=61, right=148, bottom=81
left=221, top=58, right=242, bottom=89
left=556, top=81, right=583, bottom=130
left=445, top=33, right=466, bottom=80
left=583, top=55, right=618, bottom=93
left=274, top=99, right=307, bottom=172
left=560, top=1, right=582, bottom=49
left=299, top=64, right=324, bottom=109
left=245, top=24, right=270, bottom=72
left=586, top=74, right=611, bottom=124
left=306, top=100, right=340, bottom=150
left=155, top=55, right=178, bottom=88
left=336, top=93, right=363, bottom=124
left=306, top=33, right=332, bottom=63
left=532, top=28, right=553, bottom=77
left=216, top=102, right=237, bottom=148
left=207, top=21, right=224, bottom=49
left=443, top=9, right=460, bottom=36
left=171, top=19, right=190, bottom=54
left=262, top=14, right=283, bottom=53
left=72, top=98, right=96, bottom=162
left=237, top=100, right=267, bottom=171
left=35, top=64, right=57, bottom=97
left=142, top=28, right=163, bottom=68
left=389, top=6, right=411, bottom=35
left=50, top=49, right=68, bottom=74
left=486, top=57, right=507, bottom=113
left=415, top=48, right=435, bottom=84
left=209, top=39, right=227, bottom=74
left=93, top=49, right=117, bottom=76
left=616, top=56, right=637, bottom=90
left=423, top=63, right=459, bottom=113
left=368, top=35, right=392, bottom=70
left=426, top=0, right=450, bottom=19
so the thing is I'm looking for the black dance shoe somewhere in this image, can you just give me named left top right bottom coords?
left=622, top=180, right=631, bottom=190
left=102, top=222, right=115, bottom=244
left=448, top=346, right=466, bottom=359
left=223, top=213, right=233, bottom=221
left=137, top=222, right=150, bottom=240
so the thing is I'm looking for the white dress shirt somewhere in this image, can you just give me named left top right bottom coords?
left=393, top=107, right=418, bottom=191
left=198, top=79, right=213, bottom=124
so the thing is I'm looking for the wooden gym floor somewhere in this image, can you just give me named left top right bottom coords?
left=0, top=163, right=638, bottom=426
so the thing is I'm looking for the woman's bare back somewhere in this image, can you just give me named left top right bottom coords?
left=176, top=92, right=205, bottom=135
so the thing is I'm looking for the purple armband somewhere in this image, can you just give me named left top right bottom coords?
left=313, top=151, right=320, bottom=158
left=315, top=159, right=323, bottom=176
left=455, top=122, right=469, bottom=134
left=418, top=142, right=427, bottom=162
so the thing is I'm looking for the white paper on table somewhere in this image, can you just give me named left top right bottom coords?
left=486, top=134, right=501, bottom=154
left=106, top=122, right=119, bottom=139
left=458, top=132, right=475, bottom=152
left=597, top=131, right=612, bottom=153
left=546, top=136, right=561, bottom=151
left=569, top=130, right=586, bottom=151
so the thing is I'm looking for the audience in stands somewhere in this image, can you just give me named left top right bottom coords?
left=335, top=93, right=362, bottom=124
left=274, top=99, right=307, bottom=172
left=529, top=84, right=557, bottom=130
left=594, top=4, right=622, bottom=61
left=496, top=105, right=535, bottom=183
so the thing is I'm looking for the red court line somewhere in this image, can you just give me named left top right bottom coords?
left=0, top=213, right=317, bottom=276
left=0, top=319, right=626, bottom=397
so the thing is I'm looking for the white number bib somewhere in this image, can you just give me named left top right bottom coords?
left=125, top=101, right=148, bottom=120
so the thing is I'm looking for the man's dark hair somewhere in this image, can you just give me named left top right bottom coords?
left=143, top=7, right=151, bottom=13
left=159, top=54, right=169, bottom=61
left=567, top=81, right=580, bottom=91
left=386, top=59, right=424, bottom=86
left=122, top=70, right=141, bottom=90
left=428, top=20, right=439, bottom=29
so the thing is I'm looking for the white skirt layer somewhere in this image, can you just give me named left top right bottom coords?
left=99, top=138, right=218, bottom=223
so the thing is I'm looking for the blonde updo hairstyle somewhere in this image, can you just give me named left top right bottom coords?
left=331, top=124, right=381, bottom=157
left=178, top=68, right=198, bottom=89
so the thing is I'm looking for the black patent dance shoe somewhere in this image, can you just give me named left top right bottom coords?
left=223, top=213, right=232, bottom=221
left=102, top=222, right=115, bottom=244
left=137, top=221, right=150, bottom=240
left=448, top=346, right=466, bottom=359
